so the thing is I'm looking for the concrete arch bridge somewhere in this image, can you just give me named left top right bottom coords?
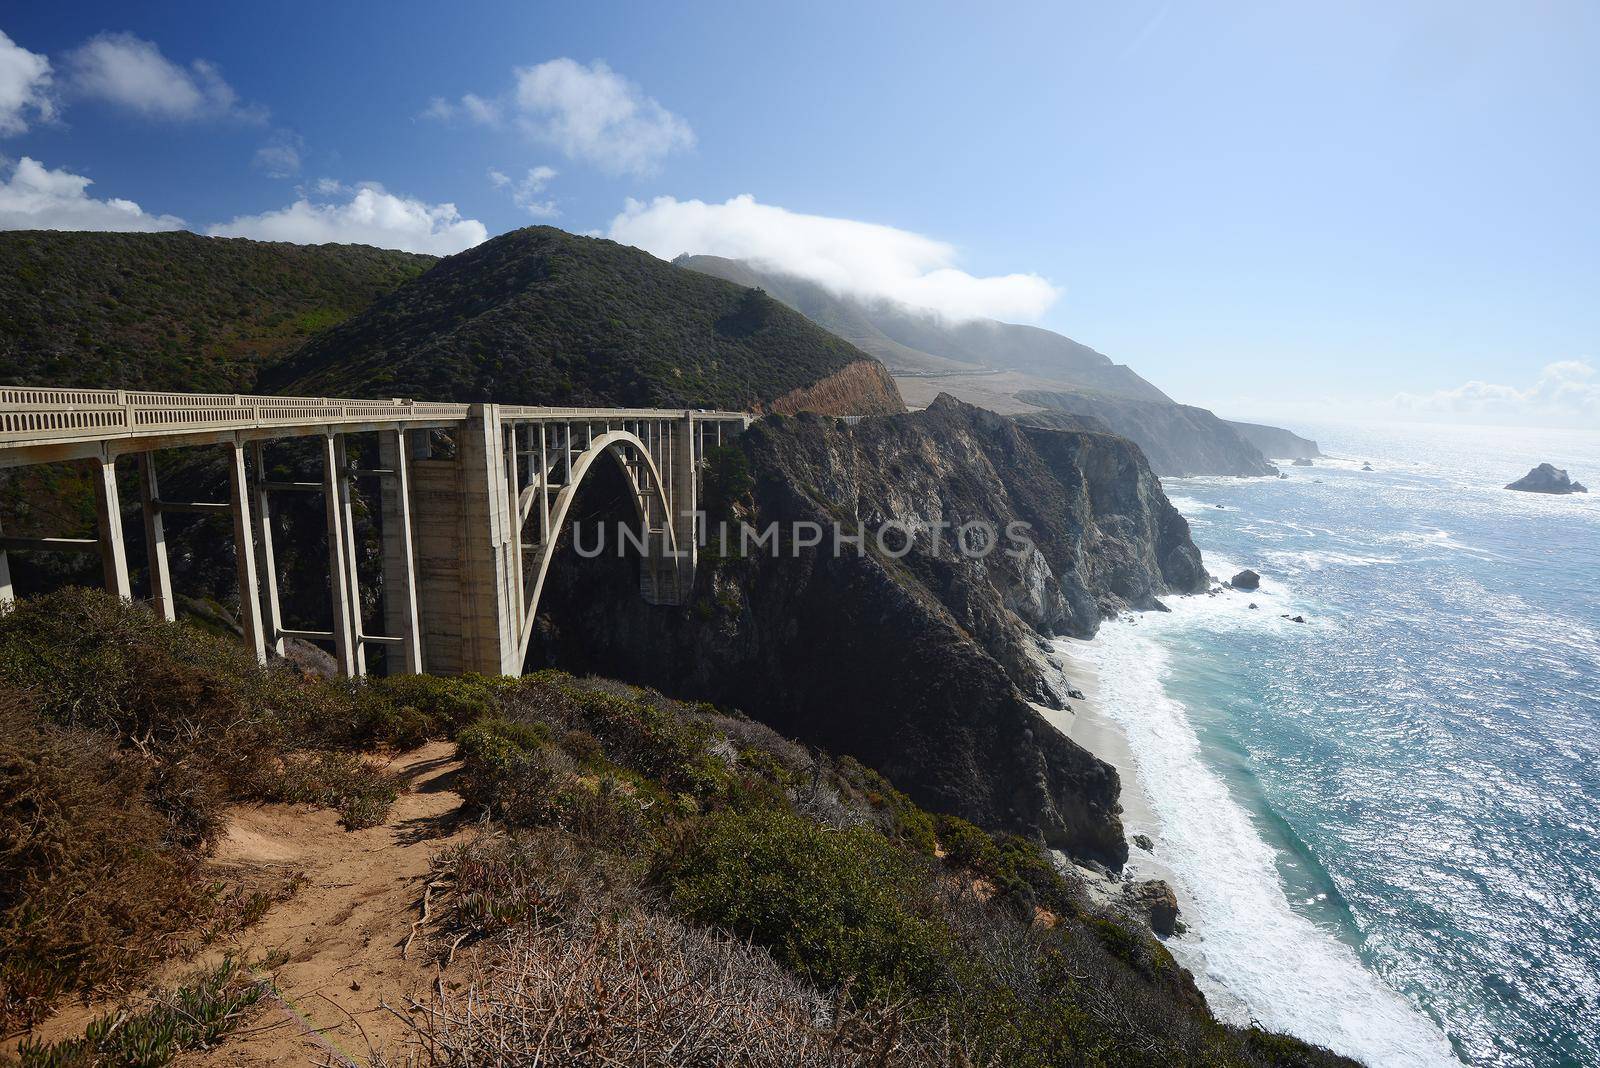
left=0, top=388, right=750, bottom=676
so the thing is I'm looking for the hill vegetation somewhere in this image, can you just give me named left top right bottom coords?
left=0, top=231, right=433, bottom=394
left=0, top=592, right=1353, bottom=1067
left=266, top=227, right=903, bottom=413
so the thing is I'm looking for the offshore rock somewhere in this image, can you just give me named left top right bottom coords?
left=1506, top=463, right=1588, bottom=494
left=1231, top=569, right=1261, bottom=590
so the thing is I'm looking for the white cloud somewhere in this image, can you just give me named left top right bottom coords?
left=431, top=58, right=692, bottom=176
left=608, top=194, right=1061, bottom=323
left=252, top=129, right=303, bottom=179
left=206, top=182, right=486, bottom=255
left=1392, top=360, right=1600, bottom=425
left=513, top=59, right=691, bottom=175
left=421, top=92, right=500, bottom=126
left=67, top=32, right=262, bottom=122
left=488, top=165, right=557, bottom=217
left=0, top=30, right=55, bottom=135
left=0, top=156, right=184, bottom=232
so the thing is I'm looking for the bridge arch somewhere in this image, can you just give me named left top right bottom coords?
left=514, top=429, right=678, bottom=666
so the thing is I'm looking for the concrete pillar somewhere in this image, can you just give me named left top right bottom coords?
left=379, top=429, right=424, bottom=674
left=226, top=441, right=267, bottom=664
left=336, top=434, right=366, bottom=678
left=137, top=452, right=175, bottom=621
left=456, top=404, right=520, bottom=675
left=322, top=433, right=358, bottom=676
left=91, top=452, right=131, bottom=600
left=670, top=412, right=699, bottom=588
left=506, top=424, right=525, bottom=637
left=537, top=423, right=551, bottom=543
left=250, top=442, right=285, bottom=656
left=0, top=515, right=12, bottom=607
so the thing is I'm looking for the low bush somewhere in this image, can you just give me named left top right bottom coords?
left=0, top=700, right=207, bottom=1029
left=254, top=751, right=399, bottom=829
left=652, top=807, right=958, bottom=1003
left=13, top=956, right=269, bottom=1067
left=935, top=814, right=1088, bottom=920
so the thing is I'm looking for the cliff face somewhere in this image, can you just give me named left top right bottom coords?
left=1225, top=419, right=1321, bottom=459
left=1019, top=391, right=1279, bottom=477
left=529, top=396, right=1207, bottom=866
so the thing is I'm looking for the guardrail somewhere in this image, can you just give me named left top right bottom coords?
left=0, top=387, right=473, bottom=446
left=0, top=388, right=754, bottom=448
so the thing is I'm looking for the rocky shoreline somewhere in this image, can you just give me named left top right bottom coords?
left=1033, top=641, right=1191, bottom=939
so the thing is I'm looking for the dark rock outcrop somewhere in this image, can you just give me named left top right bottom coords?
left=529, top=396, right=1208, bottom=867
left=1124, top=879, right=1182, bottom=936
left=1292, top=457, right=1314, bottom=467
left=1506, top=463, right=1588, bottom=494
left=1231, top=569, right=1261, bottom=590
left=1019, top=392, right=1279, bottom=477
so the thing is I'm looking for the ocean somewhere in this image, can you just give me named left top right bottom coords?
left=1058, top=420, right=1600, bottom=1068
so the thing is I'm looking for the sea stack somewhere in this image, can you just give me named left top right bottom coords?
left=1506, top=463, right=1588, bottom=494
left=1231, top=569, right=1261, bottom=590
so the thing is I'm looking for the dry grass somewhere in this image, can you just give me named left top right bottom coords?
left=402, top=907, right=970, bottom=1067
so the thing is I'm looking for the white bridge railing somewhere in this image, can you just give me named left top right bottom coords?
left=0, top=386, right=473, bottom=446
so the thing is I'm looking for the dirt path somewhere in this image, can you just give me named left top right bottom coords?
left=179, top=740, right=470, bottom=1066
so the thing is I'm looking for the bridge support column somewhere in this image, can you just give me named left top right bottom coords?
left=379, top=429, right=424, bottom=674
left=136, top=453, right=175, bottom=621
left=322, top=433, right=359, bottom=676
left=668, top=412, right=699, bottom=599
left=250, top=443, right=285, bottom=656
left=91, top=452, right=131, bottom=600
left=455, top=405, right=520, bottom=676
left=227, top=440, right=267, bottom=664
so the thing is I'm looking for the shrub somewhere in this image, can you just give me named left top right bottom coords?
left=13, top=956, right=269, bottom=1067
left=935, top=814, right=1087, bottom=920
left=652, top=808, right=957, bottom=1003
left=255, top=751, right=400, bottom=830
left=367, top=673, right=511, bottom=743
left=0, top=701, right=207, bottom=1029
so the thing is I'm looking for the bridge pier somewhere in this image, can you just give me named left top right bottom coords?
left=322, top=432, right=360, bottom=676
left=137, top=453, right=175, bottom=622
left=227, top=440, right=268, bottom=664
left=91, top=451, right=131, bottom=600
left=379, top=429, right=424, bottom=674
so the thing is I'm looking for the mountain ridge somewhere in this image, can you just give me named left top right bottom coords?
left=269, top=228, right=902, bottom=415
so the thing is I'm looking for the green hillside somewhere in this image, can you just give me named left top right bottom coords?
left=0, top=231, right=434, bottom=394
left=265, top=227, right=899, bottom=411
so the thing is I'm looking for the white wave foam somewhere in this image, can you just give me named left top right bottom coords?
left=1061, top=606, right=1460, bottom=1067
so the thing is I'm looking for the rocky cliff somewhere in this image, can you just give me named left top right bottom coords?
left=1225, top=419, right=1321, bottom=460
left=1019, top=391, right=1280, bottom=477
left=528, top=396, right=1207, bottom=866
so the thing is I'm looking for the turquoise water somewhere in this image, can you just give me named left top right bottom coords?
left=1065, top=421, right=1600, bottom=1067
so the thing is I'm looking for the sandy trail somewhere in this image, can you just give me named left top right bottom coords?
left=176, top=740, right=469, bottom=1066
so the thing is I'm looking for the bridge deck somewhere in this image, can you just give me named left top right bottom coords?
left=0, top=387, right=749, bottom=468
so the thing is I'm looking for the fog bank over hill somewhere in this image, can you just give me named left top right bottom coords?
left=678, top=254, right=1317, bottom=476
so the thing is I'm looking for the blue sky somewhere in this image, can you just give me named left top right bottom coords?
left=1, top=1, right=1596, bottom=426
